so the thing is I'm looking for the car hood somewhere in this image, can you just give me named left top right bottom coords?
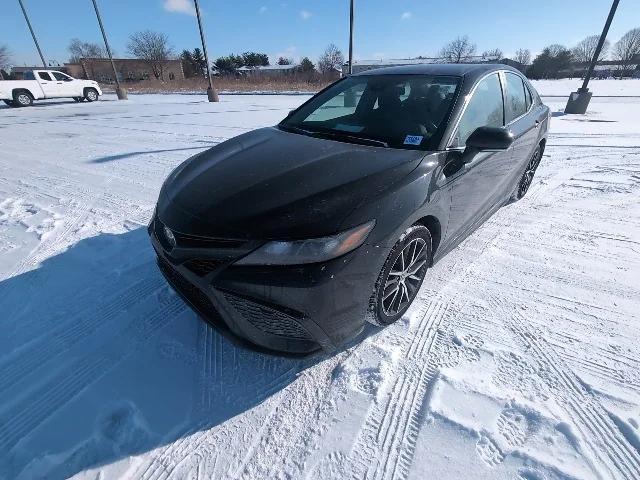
left=158, top=127, right=427, bottom=239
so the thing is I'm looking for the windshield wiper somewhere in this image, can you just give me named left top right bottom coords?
left=281, top=124, right=389, bottom=148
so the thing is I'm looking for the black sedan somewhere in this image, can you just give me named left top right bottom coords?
left=149, top=63, right=549, bottom=355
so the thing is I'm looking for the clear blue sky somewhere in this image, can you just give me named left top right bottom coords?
left=2, top=0, right=638, bottom=67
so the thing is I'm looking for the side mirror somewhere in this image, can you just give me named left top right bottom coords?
left=465, top=126, right=514, bottom=152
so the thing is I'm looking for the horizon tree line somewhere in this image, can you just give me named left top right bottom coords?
left=2, top=26, right=639, bottom=81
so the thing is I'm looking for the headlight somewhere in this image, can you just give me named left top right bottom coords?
left=236, top=220, right=375, bottom=266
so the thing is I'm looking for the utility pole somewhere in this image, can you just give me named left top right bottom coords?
left=348, top=0, right=354, bottom=75
left=194, top=0, right=219, bottom=102
left=17, top=0, right=46, bottom=68
left=565, top=0, right=619, bottom=114
left=91, top=0, right=127, bottom=100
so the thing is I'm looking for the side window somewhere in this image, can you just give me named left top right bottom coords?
left=52, top=72, right=70, bottom=81
left=525, top=83, right=533, bottom=109
left=38, top=72, right=53, bottom=81
left=455, top=73, right=504, bottom=146
left=505, top=73, right=527, bottom=123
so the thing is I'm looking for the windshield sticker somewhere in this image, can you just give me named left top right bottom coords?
left=334, top=123, right=365, bottom=133
left=404, top=135, right=423, bottom=146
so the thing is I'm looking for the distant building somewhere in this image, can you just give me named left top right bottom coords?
left=64, top=58, right=184, bottom=83
left=564, top=56, right=640, bottom=79
left=236, top=64, right=301, bottom=77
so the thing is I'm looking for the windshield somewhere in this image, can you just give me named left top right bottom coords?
left=280, top=74, right=460, bottom=150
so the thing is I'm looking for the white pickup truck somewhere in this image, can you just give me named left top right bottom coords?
left=0, top=69, right=102, bottom=107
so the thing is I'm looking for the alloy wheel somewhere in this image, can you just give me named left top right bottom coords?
left=381, top=237, right=428, bottom=316
left=518, top=148, right=541, bottom=198
left=18, top=94, right=31, bottom=106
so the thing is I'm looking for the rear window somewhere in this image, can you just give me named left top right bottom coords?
left=24, top=71, right=35, bottom=80
left=38, top=72, right=52, bottom=81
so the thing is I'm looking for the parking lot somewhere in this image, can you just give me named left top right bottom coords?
left=1, top=92, right=639, bottom=479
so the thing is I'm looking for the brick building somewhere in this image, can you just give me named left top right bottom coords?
left=64, top=58, right=184, bottom=83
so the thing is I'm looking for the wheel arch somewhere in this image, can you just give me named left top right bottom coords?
left=12, top=88, right=34, bottom=100
left=539, top=137, right=547, bottom=154
left=412, top=215, right=442, bottom=262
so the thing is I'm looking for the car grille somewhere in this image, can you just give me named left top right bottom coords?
left=154, top=217, right=245, bottom=250
left=157, top=256, right=220, bottom=320
left=222, top=291, right=312, bottom=340
left=182, top=258, right=222, bottom=277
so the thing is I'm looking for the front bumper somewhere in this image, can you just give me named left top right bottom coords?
left=149, top=215, right=387, bottom=355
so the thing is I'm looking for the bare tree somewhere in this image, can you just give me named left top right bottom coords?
left=482, top=48, right=503, bottom=60
left=513, top=48, right=531, bottom=66
left=317, top=44, right=344, bottom=73
left=0, top=45, right=9, bottom=67
left=68, top=38, right=105, bottom=63
left=613, top=28, right=640, bottom=77
left=439, top=36, right=477, bottom=63
left=0, top=45, right=9, bottom=80
left=572, top=35, right=609, bottom=64
left=127, top=30, right=175, bottom=80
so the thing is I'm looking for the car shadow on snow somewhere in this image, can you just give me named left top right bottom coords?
left=0, top=227, right=375, bottom=479
left=88, top=145, right=215, bottom=163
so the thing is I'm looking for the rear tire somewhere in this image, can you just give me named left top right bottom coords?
left=84, top=88, right=99, bottom=102
left=367, top=225, right=432, bottom=326
left=513, top=146, right=542, bottom=201
left=13, top=91, right=33, bottom=107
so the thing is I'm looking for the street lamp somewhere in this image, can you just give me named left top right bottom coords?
left=17, top=0, right=46, bottom=68
left=565, top=0, right=619, bottom=114
left=349, top=0, right=354, bottom=75
left=194, top=0, right=219, bottom=102
left=91, top=0, right=127, bottom=100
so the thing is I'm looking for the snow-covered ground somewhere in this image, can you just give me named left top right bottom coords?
left=1, top=86, right=639, bottom=480
left=533, top=78, right=640, bottom=96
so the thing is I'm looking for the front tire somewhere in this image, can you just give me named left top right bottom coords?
left=13, top=91, right=33, bottom=107
left=84, top=88, right=99, bottom=102
left=367, top=225, right=432, bottom=326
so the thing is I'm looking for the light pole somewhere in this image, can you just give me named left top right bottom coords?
left=17, top=0, right=46, bottom=68
left=565, top=0, right=619, bottom=114
left=194, top=0, right=219, bottom=102
left=91, top=0, right=127, bottom=100
left=348, top=0, right=354, bottom=75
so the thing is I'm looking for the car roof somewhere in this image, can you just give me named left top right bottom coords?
left=354, top=63, right=521, bottom=82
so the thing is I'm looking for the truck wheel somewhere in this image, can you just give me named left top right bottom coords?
left=13, top=91, right=33, bottom=107
left=84, top=88, right=99, bottom=102
left=2, top=100, right=16, bottom=107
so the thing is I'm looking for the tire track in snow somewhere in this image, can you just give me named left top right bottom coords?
left=0, top=294, right=185, bottom=456
left=491, top=297, right=640, bottom=480
left=135, top=322, right=301, bottom=480
left=345, top=300, right=450, bottom=480
left=0, top=270, right=164, bottom=394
